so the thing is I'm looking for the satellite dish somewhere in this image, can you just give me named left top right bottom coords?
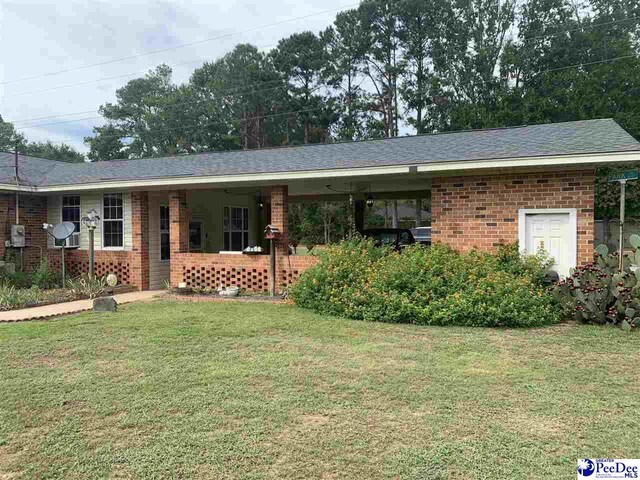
left=106, top=274, right=118, bottom=287
left=52, top=221, right=76, bottom=240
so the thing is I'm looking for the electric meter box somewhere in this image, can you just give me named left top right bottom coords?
left=11, top=225, right=25, bottom=247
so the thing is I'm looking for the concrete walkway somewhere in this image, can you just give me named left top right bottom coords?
left=0, top=290, right=163, bottom=322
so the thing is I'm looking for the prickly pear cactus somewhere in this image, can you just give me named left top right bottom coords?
left=554, top=234, right=640, bottom=330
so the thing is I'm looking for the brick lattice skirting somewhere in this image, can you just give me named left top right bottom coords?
left=171, top=253, right=318, bottom=293
left=46, top=249, right=133, bottom=285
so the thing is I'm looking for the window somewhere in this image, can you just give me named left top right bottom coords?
left=160, top=205, right=170, bottom=261
left=103, top=193, right=124, bottom=248
left=189, top=221, right=202, bottom=252
left=223, top=206, right=249, bottom=251
left=61, top=195, right=80, bottom=247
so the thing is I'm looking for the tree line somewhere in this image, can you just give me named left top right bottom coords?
left=2, top=0, right=639, bottom=160
left=0, top=0, right=639, bottom=234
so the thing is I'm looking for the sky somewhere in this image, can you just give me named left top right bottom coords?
left=0, top=0, right=357, bottom=153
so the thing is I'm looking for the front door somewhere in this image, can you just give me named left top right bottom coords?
left=524, top=213, right=572, bottom=277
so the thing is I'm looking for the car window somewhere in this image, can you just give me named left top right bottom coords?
left=371, top=232, right=397, bottom=245
left=399, top=231, right=412, bottom=243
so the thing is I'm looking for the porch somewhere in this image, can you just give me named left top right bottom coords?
left=155, top=176, right=432, bottom=293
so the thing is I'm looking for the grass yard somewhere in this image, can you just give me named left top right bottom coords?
left=1, top=301, right=639, bottom=479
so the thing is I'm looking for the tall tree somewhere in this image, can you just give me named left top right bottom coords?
left=397, top=0, right=437, bottom=134
left=433, top=0, right=517, bottom=130
left=271, top=31, right=333, bottom=144
left=323, top=9, right=372, bottom=140
left=358, top=0, right=403, bottom=137
left=0, top=114, right=26, bottom=152
left=25, top=141, right=84, bottom=163
left=190, top=44, right=287, bottom=149
left=1, top=114, right=84, bottom=162
left=85, top=124, right=125, bottom=161
left=85, top=65, right=216, bottom=159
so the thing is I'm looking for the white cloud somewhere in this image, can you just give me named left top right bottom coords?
left=0, top=0, right=355, bottom=153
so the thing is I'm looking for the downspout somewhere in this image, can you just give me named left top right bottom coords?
left=14, top=149, right=19, bottom=225
left=14, top=149, right=23, bottom=271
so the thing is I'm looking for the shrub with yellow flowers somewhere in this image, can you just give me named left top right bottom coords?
left=290, top=239, right=559, bottom=328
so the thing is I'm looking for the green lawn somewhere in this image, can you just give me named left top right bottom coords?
left=1, top=301, right=638, bottom=479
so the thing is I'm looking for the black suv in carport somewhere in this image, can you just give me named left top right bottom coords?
left=362, top=228, right=416, bottom=251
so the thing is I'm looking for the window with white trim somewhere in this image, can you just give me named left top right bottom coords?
left=103, top=193, right=124, bottom=248
left=223, top=206, right=249, bottom=251
left=61, top=195, right=80, bottom=247
left=160, top=205, right=170, bottom=261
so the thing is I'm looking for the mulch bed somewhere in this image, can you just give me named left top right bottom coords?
left=0, top=284, right=138, bottom=313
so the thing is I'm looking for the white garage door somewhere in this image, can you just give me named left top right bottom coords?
left=524, top=213, right=573, bottom=277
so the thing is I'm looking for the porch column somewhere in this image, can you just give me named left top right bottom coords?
left=270, top=186, right=289, bottom=294
left=271, top=186, right=289, bottom=256
left=169, top=190, right=189, bottom=256
left=169, top=190, right=189, bottom=288
left=130, top=191, right=149, bottom=290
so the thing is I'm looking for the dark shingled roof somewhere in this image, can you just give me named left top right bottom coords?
left=2, top=119, right=639, bottom=188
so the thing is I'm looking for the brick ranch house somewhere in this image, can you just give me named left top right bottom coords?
left=0, top=119, right=639, bottom=292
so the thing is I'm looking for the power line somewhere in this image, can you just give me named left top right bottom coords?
left=532, top=54, right=637, bottom=76
left=0, top=4, right=358, bottom=86
left=523, top=15, right=640, bottom=43
left=15, top=49, right=639, bottom=130
left=9, top=74, right=285, bottom=125
left=39, top=52, right=636, bottom=145
left=7, top=15, right=640, bottom=124
left=7, top=15, right=639, bottom=101
left=44, top=105, right=330, bottom=144
left=17, top=85, right=291, bottom=130
left=14, top=81, right=290, bottom=130
left=3, top=43, right=279, bottom=102
left=1, top=59, right=203, bottom=100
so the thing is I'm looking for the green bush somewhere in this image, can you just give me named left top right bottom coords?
left=31, top=258, right=61, bottom=290
left=6, top=272, right=32, bottom=289
left=290, top=239, right=559, bottom=328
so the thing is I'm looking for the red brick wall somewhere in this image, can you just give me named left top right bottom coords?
left=431, top=170, right=595, bottom=264
left=171, top=252, right=318, bottom=293
left=0, top=194, right=48, bottom=272
left=130, top=191, right=149, bottom=290
left=270, top=186, right=289, bottom=256
left=46, top=249, right=134, bottom=284
left=169, top=190, right=189, bottom=256
left=0, top=193, right=145, bottom=288
left=168, top=185, right=318, bottom=294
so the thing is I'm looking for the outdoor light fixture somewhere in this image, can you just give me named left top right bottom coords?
left=81, top=209, right=101, bottom=230
left=81, top=209, right=101, bottom=278
left=366, top=193, right=375, bottom=209
left=257, top=195, right=264, bottom=210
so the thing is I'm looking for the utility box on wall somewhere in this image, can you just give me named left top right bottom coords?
left=10, top=225, right=25, bottom=247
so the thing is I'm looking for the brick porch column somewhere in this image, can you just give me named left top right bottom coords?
left=169, top=190, right=189, bottom=287
left=271, top=186, right=289, bottom=257
left=130, top=191, right=149, bottom=290
left=270, top=186, right=289, bottom=293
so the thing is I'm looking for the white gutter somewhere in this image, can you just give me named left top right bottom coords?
left=1, top=150, right=638, bottom=193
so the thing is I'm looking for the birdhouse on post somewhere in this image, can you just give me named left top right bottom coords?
left=264, top=225, right=281, bottom=297
left=264, top=224, right=280, bottom=240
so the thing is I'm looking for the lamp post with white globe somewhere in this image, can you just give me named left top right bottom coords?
left=81, top=209, right=101, bottom=278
